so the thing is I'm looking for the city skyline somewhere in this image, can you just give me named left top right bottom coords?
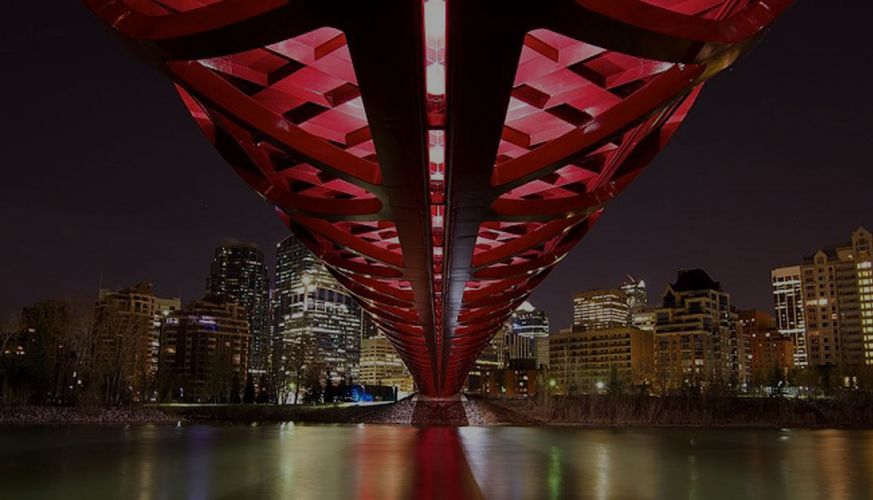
left=2, top=2, right=872, bottom=335
left=7, top=235, right=860, bottom=404
left=37, top=226, right=865, bottom=400
left=5, top=226, right=872, bottom=334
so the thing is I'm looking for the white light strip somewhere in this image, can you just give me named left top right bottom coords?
left=424, top=0, right=446, bottom=97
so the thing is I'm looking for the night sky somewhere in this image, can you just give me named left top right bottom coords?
left=1, top=2, right=871, bottom=332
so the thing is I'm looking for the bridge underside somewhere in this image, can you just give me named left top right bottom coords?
left=86, top=0, right=791, bottom=396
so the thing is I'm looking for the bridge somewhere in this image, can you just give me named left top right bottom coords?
left=85, top=0, right=792, bottom=396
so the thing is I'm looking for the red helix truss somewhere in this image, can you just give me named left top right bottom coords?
left=84, top=0, right=793, bottom=396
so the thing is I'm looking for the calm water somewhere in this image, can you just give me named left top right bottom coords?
left=1, top=425, right=872, bottom=499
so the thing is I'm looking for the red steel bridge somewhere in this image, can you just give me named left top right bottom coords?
left=85, top=0, right=793, bottom=396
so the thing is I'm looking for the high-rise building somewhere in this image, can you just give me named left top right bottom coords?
left=535, top=336, right=550, bottom=370
left=493, top=322, right=529, bottom=367
left=467, top=302, right=548, bottom=392
left=573, top=278, right=647, bottom=331
left=771, top=265, right=807, bottom=366
left=512, top=302, right=550, bottom=338
left=735, top=309, right=768, bottom=385
left=748, top=332, right=794, bottom=387
left=359, top=335, right=414, bottom=393
left=273, top=235, right=362, bottom=383
left=466, top=329, right=502, bottom=393
left=737, top=310, right=794, bottom=386
left=549, top=280, right=654, bottom=393
left=481, top=367, right=540, bottom=398
left=653, top=269, right=740, bottom=390
left=549, top=326, right=654, bottom=394
left=361, top=312, right=381, bottom=340
left=573, top=289, right=629, bottom=331
left=632, top=309, right=657, bottom=332
left=94, top=283, right=180, bottom=401
left=206, top=243, right=270, bottom=373
left=159, top=297, right=250, bottom=402
left=798, top=227, right=873, bottom=368
left=504, top=302, right=549, bottom=368
left=620, top=278, right=649, bottom=315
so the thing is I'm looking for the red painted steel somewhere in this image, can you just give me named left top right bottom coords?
left=85, top=0, right=793, bottom=396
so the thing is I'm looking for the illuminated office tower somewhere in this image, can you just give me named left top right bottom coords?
left=359, top=335, right=414, bottom=393
left=771, top=265, right=807, bottom=366
left=574, top=278, right=646, bottom=331
left=273, top=235, right=362, bottom=383
left=478, top=303, right=548, bottom=375
left=512, top=302, right=550, bottom=337
left=573, top=289, right=629, bottom=331
left=623, top=278, right=651, bottom=333
left=509, top=302, right=550, bottom=368
left=206, top=243, right=270, bottom=373
left=620, top=278, right=649, bottom=315
left=357, top=315, right=413, bottom=390
left=470, top=303, right=548, bottom=393
left=799, top=227, right=873, bottom=367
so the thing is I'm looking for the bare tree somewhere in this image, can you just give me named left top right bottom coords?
left=653, top=349, right=670, bottom=396
left=11, top=298, right=94, bottom=405
left=61, top=297, right=98, bottom=405
left=0, top=311, right=23, bottom=405
left=275, top=333, right=316, bottom=405
left=92, top=299, right=142, bottom=405
left=0, top=311, right=20, bottom=354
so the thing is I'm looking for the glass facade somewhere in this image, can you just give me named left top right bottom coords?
left=273, top=236, right=362, bottom=382
left=206, top=243, right=270, bottom=373
left=573, top=279, right=646, bottom=332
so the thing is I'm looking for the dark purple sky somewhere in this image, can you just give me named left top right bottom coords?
left=1, top=2, right=871, bottom=332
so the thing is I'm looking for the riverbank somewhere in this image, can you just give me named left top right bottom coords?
left=0, top=398, right=514, bottom=426
left=0, top=405, right=179, bottom=425
left=4, top=394, right=872, bottom=427
left=0, top=402, right=401, bottom=425
left=485, top=394, right=873, bottom=428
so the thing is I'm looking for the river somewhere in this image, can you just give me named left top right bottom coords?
left=1, top=425, right=871, bottom=499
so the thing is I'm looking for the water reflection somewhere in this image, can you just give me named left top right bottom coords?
left=1, top=425, right=872, bottom=499
left=411, top=427, right=482, bottom=500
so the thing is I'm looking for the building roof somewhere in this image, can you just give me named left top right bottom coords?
left=671, top=269, right=721, bottom=292
left=801, top=227, right=872, bottom=263
left=802, top=247, right=839, bottom=264
left=515, top=301, right=536, bottom=313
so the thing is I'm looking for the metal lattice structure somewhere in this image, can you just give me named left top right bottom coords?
left=85, top=0, right=792, bottom=396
